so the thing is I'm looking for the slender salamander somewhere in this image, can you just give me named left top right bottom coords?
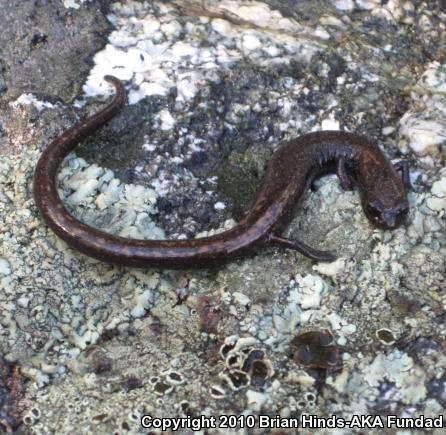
left=33, top=76, right=411, bottom=269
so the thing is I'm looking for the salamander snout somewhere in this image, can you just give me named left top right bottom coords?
left=364, top=200, right=409, bottom=229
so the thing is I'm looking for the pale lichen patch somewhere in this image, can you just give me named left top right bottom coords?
left=399, top=62, right=446, bottom=155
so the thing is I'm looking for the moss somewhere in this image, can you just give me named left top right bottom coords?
left=216, top=146, right=270, bottom=218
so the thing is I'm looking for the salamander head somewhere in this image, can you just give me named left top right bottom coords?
left=357, top=159, right=410, bottom=230
left=362, top=196, right=409, bottom=229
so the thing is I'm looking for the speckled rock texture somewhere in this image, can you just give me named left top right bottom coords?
left=0, top=0, right=445, bottom=434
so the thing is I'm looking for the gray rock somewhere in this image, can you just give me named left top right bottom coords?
left=1, top=0, right=445, bottom=433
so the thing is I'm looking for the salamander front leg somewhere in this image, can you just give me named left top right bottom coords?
left=336, top=157, right=355, bottom=190
left=268, top=234, right=336, bottom=262
left=393, top=160, right=412, bottom=190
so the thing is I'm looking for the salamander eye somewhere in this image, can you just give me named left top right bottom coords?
left=366, top=204, right=381, bottom=219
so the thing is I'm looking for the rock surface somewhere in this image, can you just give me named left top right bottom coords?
left=0, top=0, right=445, bottom=433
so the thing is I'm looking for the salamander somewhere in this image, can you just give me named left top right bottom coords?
left=33, top=76, right=411, bottom=269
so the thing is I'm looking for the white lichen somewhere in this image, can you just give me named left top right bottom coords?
left=399, top=62, right=446, bottom=155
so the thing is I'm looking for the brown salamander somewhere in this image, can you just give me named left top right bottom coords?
left=33, top=76, right=411, bottom=269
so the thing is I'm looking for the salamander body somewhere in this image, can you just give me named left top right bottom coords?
left=33, top=76, right=410, bottom=268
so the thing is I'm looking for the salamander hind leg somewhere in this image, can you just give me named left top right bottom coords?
left=268, top=234, right=336, bottom=262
